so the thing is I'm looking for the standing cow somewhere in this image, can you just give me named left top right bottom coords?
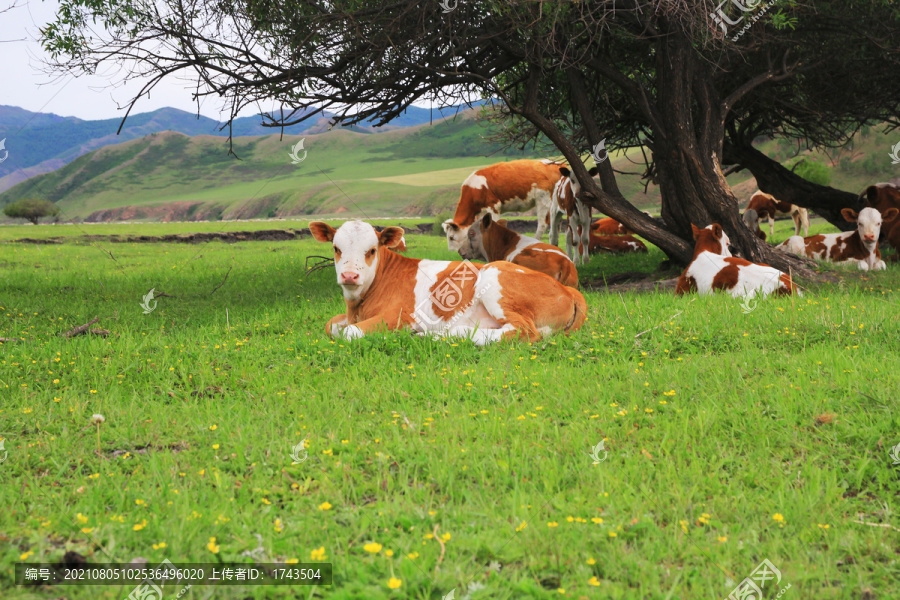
left=745, top=191, right=810, bottom=237
left=442, top=159, right=567, bottom=252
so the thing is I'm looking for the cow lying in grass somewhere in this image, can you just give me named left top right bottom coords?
left=676, top=224, right=799, bottom=298
left=588, top=233, right=647, bottom=255
left=591, top=217, right=632, bottom=236
left=776, top=207, right=899, bottom=271
left=459, top=214, right=579, bottom=288
left=309, top=221, right=587, bottom=344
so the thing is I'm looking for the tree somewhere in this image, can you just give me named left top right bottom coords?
left=3, top=198, right=60, bottom=225
left=40, top=0, right=900, bottom=271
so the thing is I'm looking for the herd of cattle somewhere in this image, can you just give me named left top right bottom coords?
left=310, top=159, right=900, bottom=344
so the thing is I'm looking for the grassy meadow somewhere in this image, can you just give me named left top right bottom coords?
left=2, top=219, right=900, bottom=600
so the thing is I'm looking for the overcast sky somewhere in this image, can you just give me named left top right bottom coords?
left=1, top=0, right=281, bottom=121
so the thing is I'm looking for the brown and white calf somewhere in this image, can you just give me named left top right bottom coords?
left=742, top=208, right=767, bottom=241
left=310, top=220, right=587, bottom=344
left=459, top=214, right=578, bottom=288
left=591, top=217, right=632, bottom=236
left=862, top=182, right=900, bottom=254
left=442, top=159, right=566, bottom=252
left=776, top=207, right=899, bottom=271
left=676, top=224, right=798, bottom=298
left=745, top=191, right=810, bottom=237
left=588, top=233, right=647, bottom=255
left=549, top=166, right=595, bottom=265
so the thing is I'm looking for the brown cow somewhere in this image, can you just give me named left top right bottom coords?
left=459, top=214, right=579, bottom=288
left=442, top=159, right=567, bottom=253
left=745, top=191, right=810, bottom=237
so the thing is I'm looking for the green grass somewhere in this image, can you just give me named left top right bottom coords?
left=2, top=219, right=900, bottom=600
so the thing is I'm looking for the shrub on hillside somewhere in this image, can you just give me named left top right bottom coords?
left=2, top=198, right=61, bottom=225
left=793, top=159, right=832, bottom=186
left=432, top=212, right=453, bottom=236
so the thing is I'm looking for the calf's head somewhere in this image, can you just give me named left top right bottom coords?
left=556, top=166, right=599, bottom=207
left=841, top=207, right=899, bottom=244
left=691, top=223, right=733, bottom=258
left=309, top=220, right=405, bottom=300
left=458, top=215, right=490, bottom=261
left=442, top=220, right=468, bottom=252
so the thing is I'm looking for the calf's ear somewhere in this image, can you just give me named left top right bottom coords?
left=711, top=223, right=724, bottom=238
left=482, top=213, right=494, bottom=229
left=588, top=166, right=599, bottom=177
left=691, top=224, right=702, bottom=240
left=442, top=220, right=459, bottom=233
left=883, top=207, right=900, bottom=223
left=841, top=208, right=859, bottom=223
left=309, top=221, right=336, bottom=243
left=379, top=226, right=405, bottom=249
left=558, top=166, right=571, bottom=178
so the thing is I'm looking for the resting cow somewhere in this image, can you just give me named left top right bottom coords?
left=591, top=217, right=632, bottom=236
left=776, top=207, right=898, bottom=271
left=442, top=159, right=566, bottom=252
left=676, top=224, right=799, bottom=298
left=861, top=183, right=900, bottom=255
left=588, top=233, right=647, bottom=254
left=309, top=220, right=587, bottom=344
left=746, top=191, right=810, bottom=237
left=459, top=214, right=579, bottom=288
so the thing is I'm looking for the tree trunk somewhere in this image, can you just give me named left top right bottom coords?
left=646, top=32, right=814, bottom=276
left=723, top=140, right=863, bottom=231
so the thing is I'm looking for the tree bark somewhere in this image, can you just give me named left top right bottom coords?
left=637, top=32, right=814, bottom=276
left=723, top=140, right=863, bottom=231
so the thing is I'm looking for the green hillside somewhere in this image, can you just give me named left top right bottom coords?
left=1, top=110, right=897, bottom=223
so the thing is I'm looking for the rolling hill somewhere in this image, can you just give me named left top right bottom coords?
left=0, top=102, right=481, bottom=193
left=0, top=108, right=551, bottom=221
left=2, top=107, right=897, bottom=223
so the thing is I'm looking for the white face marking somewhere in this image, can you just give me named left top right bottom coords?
left=855, top=207, right=884, bottom=245
left=443, top=219, right=468, bottom=252
left=331, top=221, right=381, bottom=301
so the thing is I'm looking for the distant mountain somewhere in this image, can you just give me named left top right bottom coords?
left=0, top=102, right=484, bottom=192
left=0, top=108, right=542, bottom=222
